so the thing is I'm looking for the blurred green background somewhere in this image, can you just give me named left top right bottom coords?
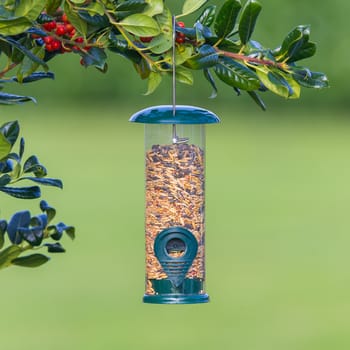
left=1, top=1, right=350, bottom=349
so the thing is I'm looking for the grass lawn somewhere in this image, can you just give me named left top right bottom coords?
left=1, top=103, right=349, bottom=350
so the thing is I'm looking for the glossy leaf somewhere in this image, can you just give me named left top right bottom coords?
left=203, top=68, right=218, bottom=98
left=214, top=56, right=260, bottom=90
left=238, top=0, right=262, bottom=45
left=118, top=14, right=160, bottom=36
left=14, top=0, right=46, bottom=20
left=276, top=25, right=311, bottom=62
left=286, top=41, right=316, bottom=63
left=0, top=185, right=41, bottom=199
left=255, top=66, right=299, bottom=98
left=0, top=92, right=36, bottom=105
left=0, top=120, right=19, bottom=147
left=17, top=46, right=46, bottom=83
left=7, top=210, right=30, bottom=244
left=181, top=0, right=208, bottom=17
left=19, top=177, right=63, bottom=189
left=108, top=35, right=141, bottom=64
left=291, top=68, right=329, bottom=89
left=197, top=5, right=216, bottom=27
left=214, top=0, right=242, bottom=39
left=23, top=155, right=46, bottom=176
left=116, top=0, right=147, bottom=13
left=0, top=245, right=21, bottom=270
left=0, top=174, right=11, bottom=186
left=11, top=254, right=50, bottom=268
left=184, top=44, right=219, bottom=70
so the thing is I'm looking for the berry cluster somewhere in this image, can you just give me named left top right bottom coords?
left=175, top=21, right=186, bottom=44
left=33, top=13, right=89, bottom=55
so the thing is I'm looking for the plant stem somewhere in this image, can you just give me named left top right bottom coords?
left=216, top=48, right=287, bottom=70
left=0, top=63, right=18, bottom=78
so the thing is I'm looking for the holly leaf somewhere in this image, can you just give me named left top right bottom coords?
left=238, top=0, right=262, bottom=45
left=118, top=14, right=160, bottom=36
left=214, top=0, right=242, bottom=40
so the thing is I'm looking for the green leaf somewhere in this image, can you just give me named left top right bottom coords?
left=12, top=254, right=50, bottom=268
left=118, top=14, right=160, bottom=36
left=275, top=25, right=311, bottom=62
left=247, top=90, right=266, bottom=111
left=116, top=0, right=147, bottom=12
left=0, top=185, right=41, bottom=199
left=0, top=220, right=7, bottom=249
left=19, top=177, right=63, bottom=189
left=0, top=120, right=19, bottom=147
left=0, top=174, right=11, bottom=186
left=133, top=58, right=151, bottom=79
left=46, top=0, right=63, bottom=15
left=0, top=134, right=13, bottom=159
left=108, top=34, right=141, bottom=64
left=64, top=1, right=88, bottom=37
left=145, top=71, right=162, bottom=95
left=286, top=41, right=316, bottom=63
left=175, top=66, right=193, bottom=85
left=183, top=44, right=219, bottom=70
left=214, top=56, right=260, bottom=90
left=0, top=0, right=45, bottom=35
left=181, top=0, right=208, bottom=17
left=15, top=0, right=46, bottom=19
left=214, top=0, right=242, bottom=39
left=144, top=0, right=164, bottom=17
left=238, top=0, right=262, bottom=45
left=147, top=7, right=172, bottom=54
left=197, top=5, right=216, bottom=27
left=0, top=245, right=21, bottom=270
left=290, top=67, right=329, bottom=89
left=0, top=92, right=35, bottom=105
left=255, top=66, right=300, bottom=98
left=17, top=46, right=46, bottom=83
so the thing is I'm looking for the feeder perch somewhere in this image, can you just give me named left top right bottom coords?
left=130, top=104, right=220, bottom=304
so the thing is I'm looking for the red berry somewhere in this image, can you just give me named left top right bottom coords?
left=62, top=13, right=69, bottom=23
left=52, top=40, right=62, bottom=51
left=177, top=32, right=186, bottom=38
left=177, top=21, right=185, bottom=28
left=176, top=37, right=185, bottom=44
left=65, top=23, right=75, bottom=33
left=68, top=29, right=76, bottom=38
left=56, top=25, right=67, bottom=36
left=75, top=37, right=84, bottom=44
left=140, top=36, right=153, bottom=43
left=43, top=21, right=57, bottom=31
left=80, top=58, right=86, bottom=66
left=43, top=36, right=54, bottom=44
left=45, top=43, right=54, bottom=52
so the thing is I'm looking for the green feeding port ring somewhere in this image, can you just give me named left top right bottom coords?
left=154, top=227, right=198, bottom=288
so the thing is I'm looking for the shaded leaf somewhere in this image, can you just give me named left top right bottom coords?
left=46, top=0, right=62, bottom=15
left=45, top=242, right=66, bottom=253
left=19, top=177, right=63, bottom=189
left=247, top=90, right=266, bottom=111
left=145, top=71, right=162, bottom=95
left=19, top=227, right=43, bottom=246
left=184, top=44, right=219, bottom=70
left=203, top=68, right=218, bottom=98
left=0, top=120, right=19, bottom=147
left=7, top=210, right=30, bottom=244
left=12, top=254, right=50, bottom=268
left=0, top=174, right=11, bottom=186
left=0, top=245, right=21, bottom=269
left=144, top=0, right=164, bottom=17
left=0, top=185, right=41, bottom=199
left=214, top=0, right=242, bottom=39
left=64, top=1, right=88, bottom=36
left=0, top=92, right=36, bottom=105
left=40, top=200, right=56, bottom=222
left=238, top=0, right=262, bottom=45
left=0, top=220, right=7, bottom=249
left=175, top=66, right=193, bottom=85
left=290, top=67, right=329, bottom=89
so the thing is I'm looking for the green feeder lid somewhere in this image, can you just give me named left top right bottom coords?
left=129, top=105, right=220, bottom=124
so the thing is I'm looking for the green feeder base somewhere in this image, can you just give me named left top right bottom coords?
left=143, top=293, right=209, bottom=304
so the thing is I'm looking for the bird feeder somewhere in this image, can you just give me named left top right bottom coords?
left=130, top=105, right=220, bottom=304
